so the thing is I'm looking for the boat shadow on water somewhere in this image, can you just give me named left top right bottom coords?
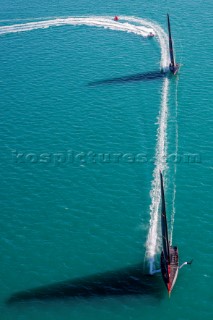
left=88, top=70, right=167, bottom=86
left=6, top=263, right=164, bottom=305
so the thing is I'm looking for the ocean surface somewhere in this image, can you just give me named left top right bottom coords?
left=0, top=1, right=212, bottom=319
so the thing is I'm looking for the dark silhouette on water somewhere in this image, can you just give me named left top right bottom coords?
left=88, top=70, right=166, bottom=86
left=6, top=263, right=163, bottom=304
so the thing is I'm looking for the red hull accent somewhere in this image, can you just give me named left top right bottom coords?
left=161, top=247, right=179, bottom=295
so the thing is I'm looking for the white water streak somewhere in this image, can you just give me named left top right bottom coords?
left=0, top=15, right=169, bottom=68
left=170, top=76, right=179, bottom=243
left=145, top=77, right=169, bottom=262
left=0, top=16, right=152, bottom=37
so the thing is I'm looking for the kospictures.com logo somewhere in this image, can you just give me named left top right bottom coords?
left=11, top=150, right=201, bottom=166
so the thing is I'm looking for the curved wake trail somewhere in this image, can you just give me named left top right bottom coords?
left=0, top=15, right=169, bottom=71
left=0, top=16, right=155, bottom=37
left=0, top=15, right=171, bottom=270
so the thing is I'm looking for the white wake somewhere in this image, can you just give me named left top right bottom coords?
left=0, top=15, right=169, bottom=69
left=0, top=15, right=172, bottom=271
left=145, top=77, right=169, bottom=273
left=170, top=76, right=179, bottom=244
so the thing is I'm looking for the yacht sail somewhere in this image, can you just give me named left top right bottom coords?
left=167, top=14, right=179, bottom=75
left=160, top=171, right=179, bottom=296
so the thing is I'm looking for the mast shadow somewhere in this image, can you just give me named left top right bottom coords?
left=88, top=70, right=167, bottom=86
left=6, top=263, right=163, bottom=304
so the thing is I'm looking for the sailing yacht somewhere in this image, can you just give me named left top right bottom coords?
left=159, top=171, right=192, bottom=296
left=160, top=171, right=179, bottom=295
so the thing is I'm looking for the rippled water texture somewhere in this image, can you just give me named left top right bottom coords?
left=0, top=1, right=212, bottom=320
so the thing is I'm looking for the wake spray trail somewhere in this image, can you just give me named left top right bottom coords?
left=145, top=77, right=169, bottom=274
left=0, top=15, right=169, bottom=69
left=170, top=76, right=179, bottom=244
left=0, top=15, right=171, bottom=272
left=0, top=16, right=156, bottom=37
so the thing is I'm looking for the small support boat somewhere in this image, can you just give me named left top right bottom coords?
left=148, top=31, right=155, bottom=38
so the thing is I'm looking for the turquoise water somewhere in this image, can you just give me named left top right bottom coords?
left=0, top=1, right=212, bottom=319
